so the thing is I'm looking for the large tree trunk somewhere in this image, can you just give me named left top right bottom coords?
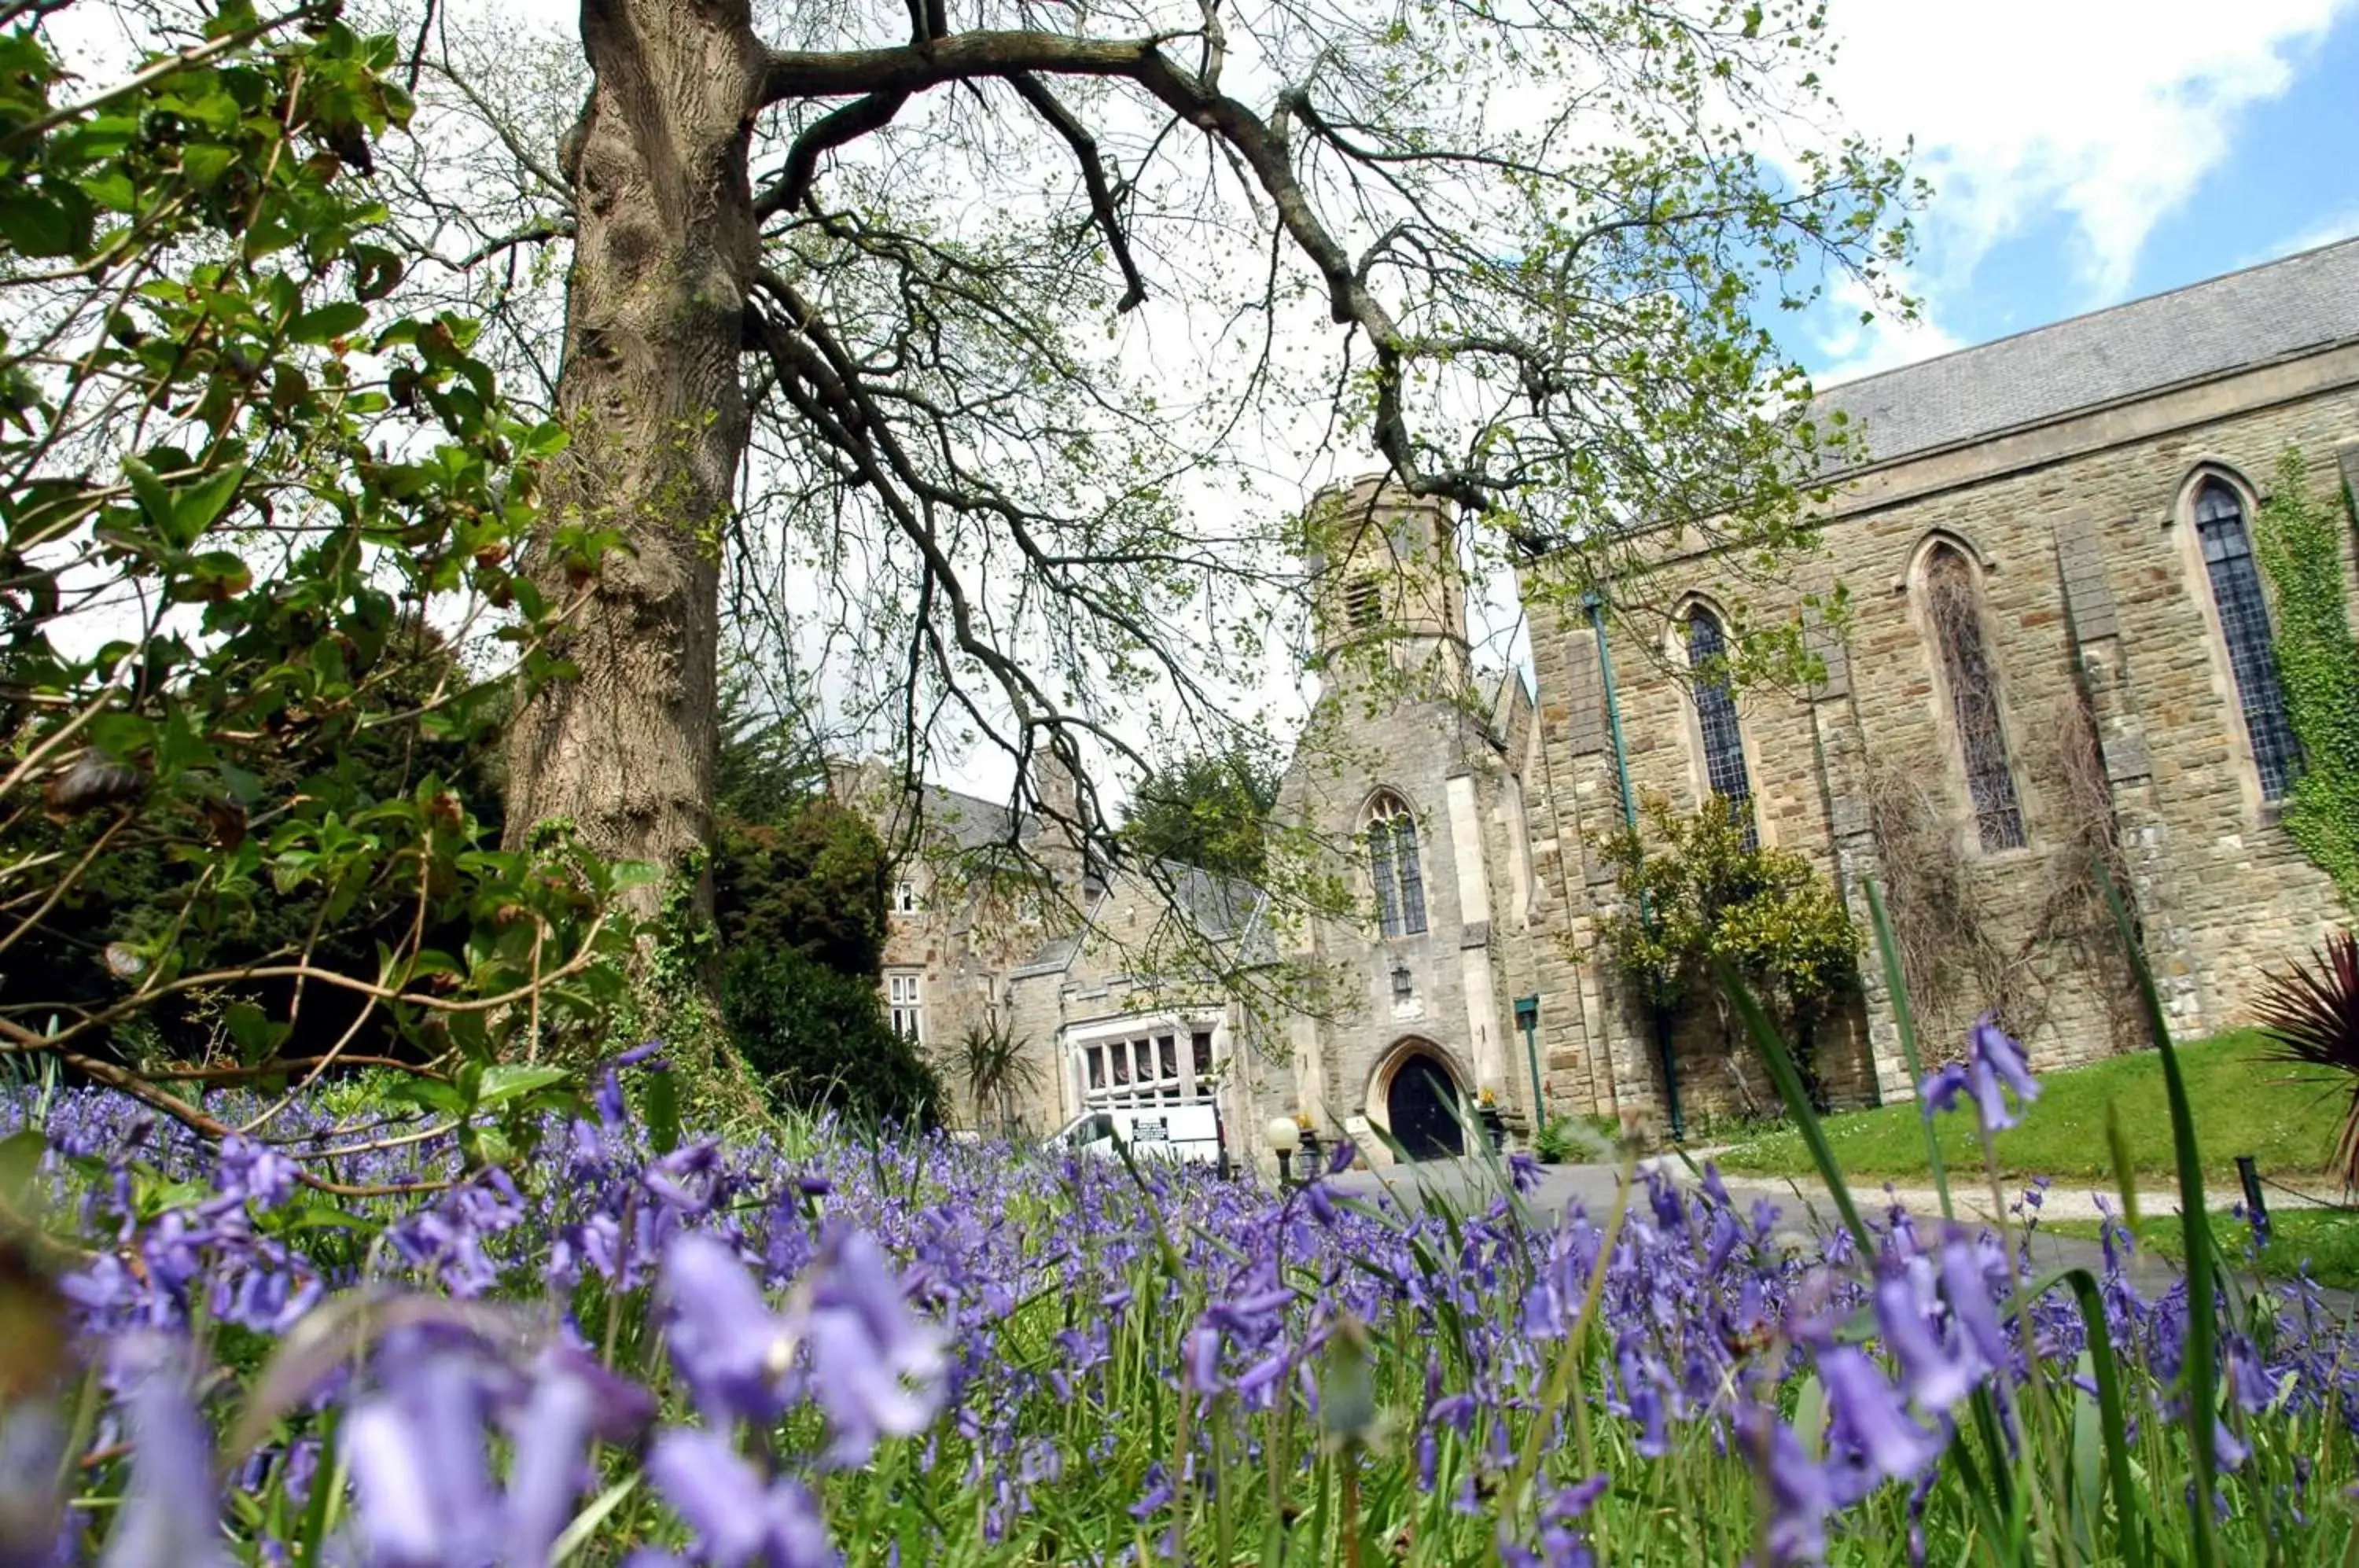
left=504, top=0, right=764, bottom=918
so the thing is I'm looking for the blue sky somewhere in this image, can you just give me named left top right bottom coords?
left=1798, top=0, right=2359, bottom=384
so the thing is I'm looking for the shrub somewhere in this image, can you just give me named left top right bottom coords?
left=1600, top=794, right=1863, bottom=1103
left=0, top=0, right=631, bottom=1153
left=712, top=800, right=892, bottom=976
left=719, top=947, right=942, bottom=1128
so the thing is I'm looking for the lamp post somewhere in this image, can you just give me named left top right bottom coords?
left=1266, top=1115, right=1301, bottom=1187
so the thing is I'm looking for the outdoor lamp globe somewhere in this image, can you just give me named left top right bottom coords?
left=1265, top=1117, right=1301, bottom=1154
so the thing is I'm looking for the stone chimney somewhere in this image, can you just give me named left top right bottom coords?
left=1029, top=733, right=1092, bottom=911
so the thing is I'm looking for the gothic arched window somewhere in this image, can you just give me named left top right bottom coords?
left=1684, top=605, right=1757, bottom=845
left=1365, top=793, right=1428, bottom=937
left=2192, top=479, right=2299, bottom=801
left=1920, top=543, right=2026, bottom=851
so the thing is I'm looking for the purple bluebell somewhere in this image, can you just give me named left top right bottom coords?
left=1874, top=1273, right=1978, bottom=1412
left=1819, top=1346, right=1945, bottom=1485
left=661, top=1231, right=796, bottom=1426
left=1752, top=1411, right=1831, bottom=1566
left=801, top=1228, right=948, bottom=1466
left=646, top=1427, right=838, bottom=1568
left=99, top=1338, right=226, bottom=1568
left=1939, top=1235, right=2010, bottom=1373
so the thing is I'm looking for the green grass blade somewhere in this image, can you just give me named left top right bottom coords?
left=2061, top=1267, right=2148, bottom=1568
left=1713, top=955, right=1873, bottom=1259
left=1866, top=878, right=1953, bottom=1220
left=2100, top=871, right=2217, bottom=1568
left=2104, top=1098, right=2143, bottom=1231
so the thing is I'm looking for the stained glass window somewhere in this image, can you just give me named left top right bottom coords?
left=1922, top=545, right=2026, bottom=851
left=1686, top=607, right=1757, bottom=846
left=2194, top=481, right=2300, bottom=801
left=1366, top=793, right=1429, bottom=937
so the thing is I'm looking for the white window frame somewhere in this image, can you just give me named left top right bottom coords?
left=1067, top=1015, right=1220, bottom=1113
left=886, top=970, right=924, bottom=1043
left=893, top=878, right=918, bottom=914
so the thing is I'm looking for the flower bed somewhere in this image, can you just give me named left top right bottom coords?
left=0, top=1042, right=2352, bottom=1566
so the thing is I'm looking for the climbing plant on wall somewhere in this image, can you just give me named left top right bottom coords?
left=1598, top=794, right=1863, bottom=1106
left=2254, top=449, right=2359, bottom=914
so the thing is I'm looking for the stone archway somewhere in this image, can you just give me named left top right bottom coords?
left=1366, top=1039, right=1469, bottom=1161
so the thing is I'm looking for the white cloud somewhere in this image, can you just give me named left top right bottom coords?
left=2247, top=204, right=2359, bottom=264
left=1810, top=271, right=1967, bottom=387
left=1810, top=0, right=2352, bottom=370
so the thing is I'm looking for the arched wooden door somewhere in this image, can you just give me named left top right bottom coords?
left=1386, top=1054, right=1465, bottom=1161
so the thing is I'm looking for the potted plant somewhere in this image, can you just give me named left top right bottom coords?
left=1477, top=1087, right=1507, bottom=1152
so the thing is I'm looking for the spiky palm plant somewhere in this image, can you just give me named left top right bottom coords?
left=949, top=1017, right=1043, bottom=1138
left=2254, top=929, right=2359, bottom=1193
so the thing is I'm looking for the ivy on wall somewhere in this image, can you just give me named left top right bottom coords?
left=2254, top=448, right=2359, bottom=914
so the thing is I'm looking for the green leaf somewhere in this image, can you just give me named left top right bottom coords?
left=639, top=1062, right=680, bottom=1157
left=171, top=463, right=247, bottom=545
left=1867, top=878, right=1952, bottom=1220
left=122, top=455, right=175, bottom=539
left=0, top=1129, right=44, bottom=1213
left=475, top=1064, right=568, bottom=1107
left=1714, top=955, right=1871, bottom=1258
left=2101, top=873, right=2215, bottom=1568
left=289, top=302, right=369, bottom=345
left=0, top=186, right=90, bottom=258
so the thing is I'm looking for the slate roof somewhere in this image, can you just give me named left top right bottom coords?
left=1815, top=236, right=2359, bottom=468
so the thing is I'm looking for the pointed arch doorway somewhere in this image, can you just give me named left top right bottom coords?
left=1385, top=1051, right=1465, bottom=1161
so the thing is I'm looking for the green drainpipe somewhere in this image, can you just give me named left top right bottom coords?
left=1585, top=591, right=1685, bottom=1141
left=1512, top=994, right=1543, bottom=1129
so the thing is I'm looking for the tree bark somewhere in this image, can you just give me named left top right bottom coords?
left=503, top=0, right=765, bottom=915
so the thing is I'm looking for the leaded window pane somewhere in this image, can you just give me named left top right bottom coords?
left=1368, top=818, right=1401, bottom=937
left=2195, top=483, right=2299, bottom=801
left=1924, top=547, right=2026, bottom=852
left=1686, top=609, right=1757, bottom=847
left=1394, top=815, right=1428, bottom=934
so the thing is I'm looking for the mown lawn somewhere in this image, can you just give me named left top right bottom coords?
left=1709, top=1031, right=2352, bottom=1186
left=2048, top=1209, right=2359, bottom=1293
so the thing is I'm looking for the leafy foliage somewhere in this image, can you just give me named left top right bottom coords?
left=0, top=1, right=633, bottom=1150
left=943, top=1014, right=1043, bottom=1135
left=719, top=947, right=942, bottom=1128
left=712, top=802, right=891, bottom=978
left=1119, top=742, right=1282, bottom=882
left=2254, top=447, right=2359, bottom=912
left=2254, top=929, right=2359, bottom=1192
left=1600, top=795, right=1862, bottom=1096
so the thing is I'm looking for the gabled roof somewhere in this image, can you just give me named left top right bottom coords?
left=1815, top=236, right=2359, bottom=469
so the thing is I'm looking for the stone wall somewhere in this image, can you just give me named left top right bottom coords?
left=1522, top=344, right=2359, bottom=1119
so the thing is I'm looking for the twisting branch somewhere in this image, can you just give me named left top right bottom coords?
left=1004, top=72, right=1147, bottom=313
left=759, top=90, right=913, bottom=221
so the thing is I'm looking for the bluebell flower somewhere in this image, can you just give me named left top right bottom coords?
left=661, top=1231, right=795, bottom=1427
left=1873, top=1273, right=1978, bottom=1412
left=98, top=1337, right=225, bottom=1568
left=1819, top=1346, right=1945, bottom=1486
left=1938, top=1235, right=2011, bottom=1375
left=646, top=1427, right=838, bottom=1568
left=1750, top=1410, right=1831, bottom=1566
left=801, top=1228, right=948, bottom=1466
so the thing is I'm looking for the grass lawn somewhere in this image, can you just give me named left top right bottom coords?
left=2048, top=1209, right=2359, bottom=1293
left=1708, top=1031, right=2352, bottom=1187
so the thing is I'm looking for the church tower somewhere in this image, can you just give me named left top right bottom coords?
left=1304, top=475, right=1470, bottom=694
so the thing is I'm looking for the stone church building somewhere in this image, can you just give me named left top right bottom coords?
left=847, top=236, right=2359, bottom=1170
